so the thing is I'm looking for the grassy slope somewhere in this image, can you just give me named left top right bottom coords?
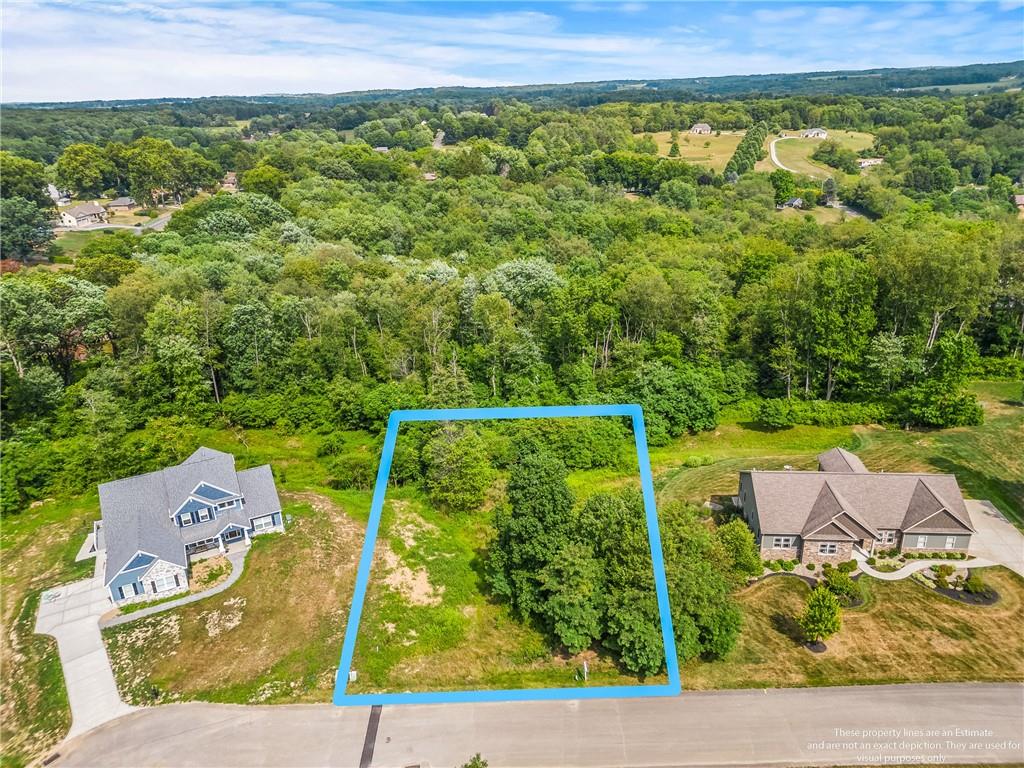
left=0, top=496, right=97, bottom=768
left=685, top=567, right=1024, bottom=690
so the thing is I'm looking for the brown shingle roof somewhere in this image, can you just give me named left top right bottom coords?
left=817, top=447, right=868, bottom=473
left=742, top=468, right=973, bottom=535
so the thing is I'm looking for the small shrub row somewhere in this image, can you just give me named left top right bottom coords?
left=756, top=398, right=888, bottom=429
left=904, top=551, right=967, bottom=560
left=683, top=453, right=715, bottom=468
left=763, top=558, right=799, bottom=572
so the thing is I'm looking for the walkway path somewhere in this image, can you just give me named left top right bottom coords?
left=853, top=550, right=995, bottom=581
left=54, top=683, right=1024, bottom=767
left=35, top=557, right=136, bottom=738
left=100, top=549, right=247, bottom=629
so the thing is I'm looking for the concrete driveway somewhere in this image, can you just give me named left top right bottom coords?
left=53, top=683, right=1024, bottom=767
left=35, top=559, right=136, bottom=738
left=966, top=499, right=1024, bottom=578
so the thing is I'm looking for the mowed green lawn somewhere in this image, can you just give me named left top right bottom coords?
left=685, top=567, right=1024, bottom=690
left=757, top=129, right=875, bottom=180
left=641, top=130, right=745, bottom=171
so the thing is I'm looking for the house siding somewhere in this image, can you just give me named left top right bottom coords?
left=900, top=532, right=971, bottom=552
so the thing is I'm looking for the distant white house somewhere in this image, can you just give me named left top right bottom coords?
left=59, top=202, right=107, bottom=228
left=802, top=127, right=828, bottom=139
left=690, top=122, right=712, bottom=135
left=858, top=158, right=884, bottom=169
left=221, top=172, right=239, bottom=192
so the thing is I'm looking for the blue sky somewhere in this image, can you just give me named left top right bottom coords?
left=2, top=1, right=1022, bottom=102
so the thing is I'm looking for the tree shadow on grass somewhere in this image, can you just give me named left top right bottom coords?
left=770, top=612, right=805, bottom=645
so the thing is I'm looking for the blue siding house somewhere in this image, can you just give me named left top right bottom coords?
left=97, top=447, right=284, bottom=606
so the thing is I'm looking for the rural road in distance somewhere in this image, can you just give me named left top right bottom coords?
left=54, top=682, right=1024, bottom=767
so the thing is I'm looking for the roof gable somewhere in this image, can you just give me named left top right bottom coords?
left=817, top=447, right=868, bottom=473
left=904, top=507, right=974, bottom=533
left=192, top=482, right=235, bottom=502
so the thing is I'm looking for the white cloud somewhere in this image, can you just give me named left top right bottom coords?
left=1, top=0, right=1019, bottom=103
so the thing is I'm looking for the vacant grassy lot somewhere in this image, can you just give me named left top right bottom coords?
left=756, top=130, right=875, bottom=179
left=685, top=567, right=1024, bottom=689
left=641, top=130, right=745, bottom=171
left=776, top=205, right=847, bottom=225
left=53, top=229, right=111, bottom=258
left=349, top=420, right=655, bottom=694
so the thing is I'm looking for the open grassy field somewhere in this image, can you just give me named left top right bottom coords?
left=755, top=130, right=875, bottom=180
left=684, top=567, right=1024, bottom=689
left=776, top=205, right=847, bottom=225
left=903, top=77, right=1021, bottom=94
left=641, top=130, right=744, bottom=171
left=348, top=419, right=655, bottom=694
left=53, top=229, right=112, bottom=259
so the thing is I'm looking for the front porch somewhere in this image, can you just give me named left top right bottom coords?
left=186, top=525, right=252, bottom=562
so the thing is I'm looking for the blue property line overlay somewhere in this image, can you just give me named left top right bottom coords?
left=333, top=404, right=681, bottom=706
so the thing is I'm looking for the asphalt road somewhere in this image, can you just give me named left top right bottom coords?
left=54, top=683, right=1024, bottom=768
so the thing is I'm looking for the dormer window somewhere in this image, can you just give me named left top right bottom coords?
left=198, top=508, right=211, bottom=522
left=181, top=512, right=194, bottom=527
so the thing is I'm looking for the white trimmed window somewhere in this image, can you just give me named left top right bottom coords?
left=198, top=508, right=211, bottom=522
left=881, top=530, right=896, bottom=544
left=152, top=575, right=177, bottom=593
left=916, top=535, right=928, bottom=548
left=771, top=536, right=796, bottom=548
left=945, top=536, right=957, bottom=549
left=818, top=542, right=838, bottom=555
left=118, top=583, right=138, bottom=599
left=180, top=513, right=194, bottom=527
left=217, top=500, right=237, bottom=510
left=252, top=515, right=275, bottom=532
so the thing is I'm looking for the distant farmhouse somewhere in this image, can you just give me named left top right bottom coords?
left=802, top=127, right=828, bottom=139
left=737, top=448, right=974, bottom=565
left=221, top=171, right=239, bottom=192
left=781, top=197, right=804, bottom=209
left=858, top=157, right=884, bottom=169
left=690, top=122, right=712, bottom=135
left=106, top=196, right=136, bottom=211
left=97, top=447, right=284, bottom=605
left=59, top=202, right=107, bottom=228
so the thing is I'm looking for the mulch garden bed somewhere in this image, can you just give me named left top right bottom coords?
left=917, top=569, right=1000, bottom=606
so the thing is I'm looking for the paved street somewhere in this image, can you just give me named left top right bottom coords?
left=54, top=683, right=1024, bottom=767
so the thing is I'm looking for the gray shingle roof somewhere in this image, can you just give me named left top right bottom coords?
left=99, top=448, right=281, bottom=584
left=65, top=202, right=105, bottom=218
left=741, top=464, right=973, bottom=536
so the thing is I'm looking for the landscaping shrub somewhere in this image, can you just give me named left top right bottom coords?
left=866, top=557, right=876, bottom=566
left=683, top=453, right=715, bottom=468
left=838, top=560, right=857, bottom=573
left=821, top=562, right=832, bottom=570
left=780, top=559, right=795, bottom=572
left=806, top=563, right=815, bottom=571
left=767, top=560, right=782, bottom=572
left=824, top=568, right=861, bottom=605
left=964, top=572, right=987, bottom=594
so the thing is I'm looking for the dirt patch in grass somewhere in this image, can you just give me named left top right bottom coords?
left=103, top=491, right=363, bottom=705
left=684, top=567, right=1024, bottom=689
left=191, top=555, right=232, bottom=590
left=376, top=544, right=443, bottom=607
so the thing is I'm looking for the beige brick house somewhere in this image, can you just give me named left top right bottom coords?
left=737, top=448, right=974, bottom=565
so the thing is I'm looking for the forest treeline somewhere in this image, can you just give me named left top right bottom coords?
left=0, top=88, right=1022, bottom=516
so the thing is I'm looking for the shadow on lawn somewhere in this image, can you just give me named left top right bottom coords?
left=770, top=612, right=805, bottom=645
left=928, top=456, right=1024, bottom=527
